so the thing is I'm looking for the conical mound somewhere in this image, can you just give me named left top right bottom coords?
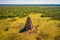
left=19, top=17, right=33, bottom=33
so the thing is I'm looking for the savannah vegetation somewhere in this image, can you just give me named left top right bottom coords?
left=0, top=6, right=60, bottom=40
left=0, top=6, right=60, bottom=20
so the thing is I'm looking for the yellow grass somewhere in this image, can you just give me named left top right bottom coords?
left=0, top=13, right=60, bottom=40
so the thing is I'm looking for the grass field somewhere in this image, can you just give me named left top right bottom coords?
left=0, top=6, right=60, bottom=40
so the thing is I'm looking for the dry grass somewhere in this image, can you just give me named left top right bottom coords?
left=0, top=13, right=60, bottom=40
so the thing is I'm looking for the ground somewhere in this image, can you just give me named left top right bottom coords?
left=0, top=13, right=60, bottom=40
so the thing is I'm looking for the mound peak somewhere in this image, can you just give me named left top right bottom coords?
left=19, top=17, right=33, bottom=33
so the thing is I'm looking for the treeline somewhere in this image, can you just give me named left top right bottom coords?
left=0, top=6, right=60, bottom=20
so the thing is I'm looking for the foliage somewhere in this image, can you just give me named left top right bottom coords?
left=0, top=6, right=60, bottom=20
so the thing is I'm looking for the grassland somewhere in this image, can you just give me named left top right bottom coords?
left=0, top=6, right=60, bottom=40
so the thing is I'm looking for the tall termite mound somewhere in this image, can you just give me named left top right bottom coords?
left=19, top=17, right=33, bottom=33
